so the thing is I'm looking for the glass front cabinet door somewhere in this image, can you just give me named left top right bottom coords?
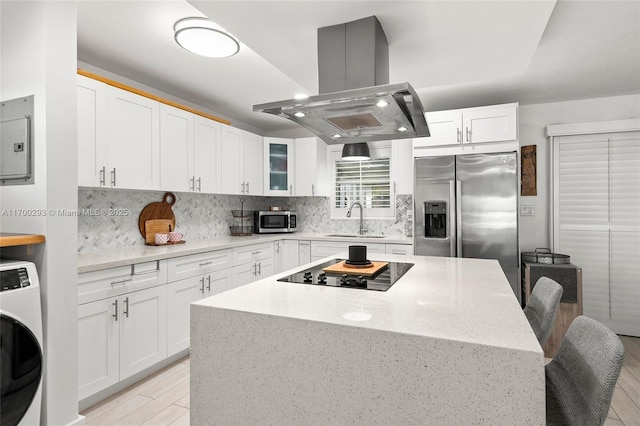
left=263, top=137, right=294, bottom=196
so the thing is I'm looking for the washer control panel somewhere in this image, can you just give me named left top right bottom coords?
left=0, top=267, right=31, bottom=292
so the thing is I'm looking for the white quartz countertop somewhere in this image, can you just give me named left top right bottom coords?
left=194, top=253, right=541, bottom=354
left=77, top=233, right=412, bottom=273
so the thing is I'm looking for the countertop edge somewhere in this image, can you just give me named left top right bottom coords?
left=78, top=233, right=413, bottom=273
left=0, top=233, right=46, bottom=247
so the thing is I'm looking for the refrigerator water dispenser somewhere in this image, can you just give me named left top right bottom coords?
left=424, top=201, right=447, bottom=238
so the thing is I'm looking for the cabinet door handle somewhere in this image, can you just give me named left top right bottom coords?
left=197, top=177, right=201, bottom=192
left=252, top=263, right=256, bottom=276
left=113, top=299, right=118, bottom=321
left=312, top=184, right=315, bottom=196
left=200, top=277, right=205, bottom=294
left=246, top=182, right=250, bottom=193
left=275, top=242, right=280, bottom=254
left=190, top=177, right=195, bottom=191
left=257, top=262, right=261, bottom=275
left=465, top=127, right=471, bottom=142
left=124, top=297, right=129, bottom=318
left=456, top=128, right=461, bottom=143
left=110, top=168, right=117, bottom=187
left=289, top=185, right=292, bottom=195
left=241, top=182, right=245, bottom=194
left=100, top=166, right=106, bottom=186
left=206, top=275, right=211, bottom=291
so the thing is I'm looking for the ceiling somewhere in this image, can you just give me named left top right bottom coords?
left=77, top=0, right=640, bottom=135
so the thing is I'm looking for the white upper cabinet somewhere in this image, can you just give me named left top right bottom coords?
left=106, top=86, right=161, bottom=190
left=242, top=130, right=263, bottom=196
left=415, top=103, right=518, bottom=148
left=193, top=115, right=221, bottom=193
left=77, top=75, right=108, bottom=187
left=220, top=126, right=243, bottom=194
left=160, top=104, right=193, bottom=192
left=294, top=137, right=328, bottom=196
left=264, top=137, right=294, bottom=196
left=220, top=126, right=263, bottom=195
left=159, top=105, right=221, bottom=193
left=77, top=75, right=161, bottom=190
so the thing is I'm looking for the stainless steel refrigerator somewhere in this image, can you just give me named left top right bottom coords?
left=414, top=152, right=519, bottom=298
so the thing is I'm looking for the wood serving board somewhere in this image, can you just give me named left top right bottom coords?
left=322, top=261, right=389, bottom=277
left=144, top=219, right=174, bottom=244
left=147, top=240, right=186, bottom=247
left=138, top=192, right=176, bottom=238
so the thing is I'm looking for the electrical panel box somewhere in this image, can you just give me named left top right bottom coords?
left=1, top=95, right=34, bottom=185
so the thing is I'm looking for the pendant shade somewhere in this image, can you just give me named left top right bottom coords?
left=341, top=143, right=371, bottom=160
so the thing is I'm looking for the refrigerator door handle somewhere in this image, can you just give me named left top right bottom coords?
left=456, top=180, right=462, bottom=257
left=449, top=180, right=456, bottom=257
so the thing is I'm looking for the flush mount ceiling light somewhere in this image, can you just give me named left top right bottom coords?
left=341, top=142, right=371, bottom=161
left=174, top=17, right=240, bottom=58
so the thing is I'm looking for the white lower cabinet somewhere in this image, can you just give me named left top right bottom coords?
left=231, top=242, right=275, bottom=288
left=232, top=255, right=274, bottom=288
left=78, top=285, right=167, bottom=400
left=274, top=240, right=300, bottom=273
left=299, top=240, right=311, bottom=266
left=167, top=268, right=232, bottom=356
left=78, top=297, right=119, bottom=399
left=119, top=286, right=168, bottom=379
left=166, top=250, right=232, bottom=356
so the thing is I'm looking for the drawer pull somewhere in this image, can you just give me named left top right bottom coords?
left=110, top=278, right=132, bottom=286
left=132, top=269, right=159, bottom=276
left=131, top=261, right=161, bottom=276
left=251, top=251, right=260, bottom=255
left=199, top=261, right=213, bottom=267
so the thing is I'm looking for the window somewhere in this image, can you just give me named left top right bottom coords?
left=550, top=124, right=640, bottom=336
left=330, top=144, right=394, bottom=218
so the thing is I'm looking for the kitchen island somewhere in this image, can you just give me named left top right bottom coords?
left=191, top=254, right=545, bottom=425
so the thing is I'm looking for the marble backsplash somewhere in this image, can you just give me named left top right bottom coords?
left=77, top=188, right=412, bottom=252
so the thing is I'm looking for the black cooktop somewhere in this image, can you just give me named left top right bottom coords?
left=277, top=258, right=414, bottom=292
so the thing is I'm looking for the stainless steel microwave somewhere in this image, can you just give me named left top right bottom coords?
left=254, top=211, right=296, bottom=233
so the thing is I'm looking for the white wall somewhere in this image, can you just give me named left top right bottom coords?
left=1, top=2, right=81, bottom=425
left=518, top=94, right=640, bottom=251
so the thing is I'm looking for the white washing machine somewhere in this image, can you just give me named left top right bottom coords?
left=0, top=260, right=43, bottom=426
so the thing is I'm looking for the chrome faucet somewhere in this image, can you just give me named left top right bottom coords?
left=346, top=202, right=366, bottom=235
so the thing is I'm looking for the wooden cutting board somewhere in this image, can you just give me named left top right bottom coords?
left=144, top=219, right=174, bottom=244
left=323, top=261, right=389, bottom=277
left=138, top=192, right=176, bottom=238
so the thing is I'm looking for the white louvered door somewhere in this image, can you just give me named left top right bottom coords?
left=553, top=130, right=640, bottom=336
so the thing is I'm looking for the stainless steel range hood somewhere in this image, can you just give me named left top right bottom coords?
left=253, top=16, right=429, bottom=144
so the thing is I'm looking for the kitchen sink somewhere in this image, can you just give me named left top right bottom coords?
left=324, top=233, right=387, bottom=239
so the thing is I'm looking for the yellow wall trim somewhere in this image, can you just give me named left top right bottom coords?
left=77, top=69, right=231, bottom=126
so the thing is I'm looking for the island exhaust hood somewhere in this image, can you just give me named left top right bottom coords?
left=253, top=16, right=429, bottom=144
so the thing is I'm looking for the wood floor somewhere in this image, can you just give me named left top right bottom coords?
left=82, top=336, right=640, bottom=425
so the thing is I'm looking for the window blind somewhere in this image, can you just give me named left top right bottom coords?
left=334, top=158, right=391, bottom=209
left=554, top=130, right=640, bottom=336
